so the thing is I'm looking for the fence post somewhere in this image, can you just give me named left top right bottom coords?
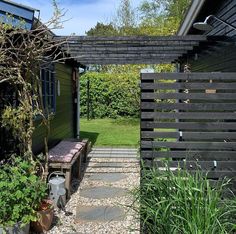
left=87, top=78, right=90, bottom=120
left=140, top=69, right=155, bottom=164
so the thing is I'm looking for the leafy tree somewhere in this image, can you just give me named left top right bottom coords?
left=139, top=0, right=191, bottom=35
left=86, top=22, right=119, bottom=36
left=112, top=0, right=139, bottom=35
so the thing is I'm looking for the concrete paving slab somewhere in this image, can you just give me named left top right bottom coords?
left=76, top=206, right=125, bottom=222
left=87, top=173, right=127, bottom=182
left=93, top=162, right=124, bottom=168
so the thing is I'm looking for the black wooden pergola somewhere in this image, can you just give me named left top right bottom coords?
left=58, top=35, right=216, bottom=65
left=57, top=35, right=236, bottom=182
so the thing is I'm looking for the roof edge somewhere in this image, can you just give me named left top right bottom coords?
left=177, top=0, right=206, bottom=36
left=1, top=0, right=39, bottom=12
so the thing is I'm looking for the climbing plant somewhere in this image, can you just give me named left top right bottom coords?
left=0, top=2, right=66, bottom=177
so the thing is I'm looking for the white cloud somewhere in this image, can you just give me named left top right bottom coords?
left=12, top=0, right=142, bottom=35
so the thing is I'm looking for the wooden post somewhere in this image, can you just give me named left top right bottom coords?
left=87, top=78, right=90, bottom=120
left=140, top=69, right=155, bottom=163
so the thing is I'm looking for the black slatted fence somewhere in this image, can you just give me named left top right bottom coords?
left=141, top=72, right=236, bottom=180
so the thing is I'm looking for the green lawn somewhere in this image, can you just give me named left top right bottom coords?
left=80, top=118, right=139, bottom=147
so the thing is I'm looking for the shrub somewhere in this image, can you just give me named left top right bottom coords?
left=80, top=72, right=140, bottom=118
left=134, top=164, right=236, bottom=234
left=0, top=157, right=47, bottom=227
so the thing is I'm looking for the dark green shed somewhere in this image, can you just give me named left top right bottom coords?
left=32, top=63, right=78, bottom=154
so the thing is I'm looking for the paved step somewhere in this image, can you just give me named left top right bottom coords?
left=89, top=148, right=138, bottom=161
left=86, top=173, right=127, bottom=182
left=90, top=162, right=124, bottom=168
left=76, top=206, right=125, bottom=222
left=91, top=147, right=137, bottom=151
left=72, top=147, right=139, bottom=233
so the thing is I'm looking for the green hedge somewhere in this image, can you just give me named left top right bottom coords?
left=80, top=72, right=140, bottom=118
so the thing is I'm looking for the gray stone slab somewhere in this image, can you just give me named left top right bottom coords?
left=76, top=206, right=125, bottom=222
left=80, top=186, right=127, bottom=199
left=87, top=173, right=127, bottom=182
left=93, top=162, right=124, bottom=168
left=89, top=156, right=138, bottom=160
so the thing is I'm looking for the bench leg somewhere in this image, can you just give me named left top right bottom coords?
left=77, top=155, right=82, bottom=180
left=82, top=139, right=89, bottom=163
left=65, top=170, right=71, bottom=199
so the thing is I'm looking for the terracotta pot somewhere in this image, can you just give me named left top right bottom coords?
left=31, top=200, right=54, bottom=233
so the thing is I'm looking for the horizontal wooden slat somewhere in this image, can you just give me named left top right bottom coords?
left=141, top=121, right=236, bottom=130
left=142, top=92, right=236, bottom=100
left=143, top=161, right=236, bottom=179
left=141, top=72, right=236, bottom=80
left=150, top=161, right=236, bottom=170
left=68, top=46, right=193, bottom=51
left=61, top=35, right=207, bottom=41
left=76, top=59, right=173, bottom=65
left=68, top=41, right=200, bottom=46
left=73, top=53, right=183, bottom=59
left=141, top=151, right=236, bottom=160
left=141, top=102, right=236, bottom=111
left=141, top=131, right=236, bottom=139
left=141, top=141, right=236, bottom=149
left=141, top=82, right=236, bottom=90
left=141, top=112, right=236, bottom=119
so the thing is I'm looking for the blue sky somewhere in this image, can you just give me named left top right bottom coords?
left=14, top=0, right=143, bottom=35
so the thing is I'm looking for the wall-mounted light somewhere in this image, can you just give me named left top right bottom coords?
left=193, top=15, right=236, bottom=31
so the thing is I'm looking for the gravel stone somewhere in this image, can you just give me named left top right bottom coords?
left=47, top=147, right=140, bottom=234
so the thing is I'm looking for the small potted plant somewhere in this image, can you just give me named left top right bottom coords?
left=0, top=157, right=48, bottom=234
left=31, top=199, right=54, bottom=232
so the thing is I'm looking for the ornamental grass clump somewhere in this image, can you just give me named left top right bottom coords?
left=135, top=164, right=236, bottom=234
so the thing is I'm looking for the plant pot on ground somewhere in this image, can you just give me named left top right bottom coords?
left=0, top=156, right=48, bottom=234
left=31, top=199, right=54, bottom=233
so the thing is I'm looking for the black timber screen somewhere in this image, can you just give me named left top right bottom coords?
left=140, top=72, right=236, bottom=180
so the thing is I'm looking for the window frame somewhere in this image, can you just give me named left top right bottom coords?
left=40, top=64, right=56, bottom=114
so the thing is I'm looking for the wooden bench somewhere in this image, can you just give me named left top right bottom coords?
left=48, top=139, right=89, bottom=199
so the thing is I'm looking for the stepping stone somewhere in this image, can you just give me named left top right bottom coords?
left=76, top=206, right=125, bottom=222
left=87, top=173, right=127, bottom=182
left=80, top=186, right=127, bottom=199
left=93, top=162, right=124, bottom=168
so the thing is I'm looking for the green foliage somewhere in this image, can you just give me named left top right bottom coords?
left=1, top=100, right=40, bottom=154
left=86, top=0, right=191, bottom=37
left=86, top=22, right=119, bottom=36
left=0, top=157, right=47, bottom=227
left=133, top=165, right=236, bottom=234
left=112, top=0, right=139, bottom=35
left=139, top=0, right=191, bottom=35
left=80, top=71, right=140, bottom=118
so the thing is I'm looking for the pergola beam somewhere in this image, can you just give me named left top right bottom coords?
left=57, top=35, right=210, bottom=65
left=58, top=35, right=207, bottom=41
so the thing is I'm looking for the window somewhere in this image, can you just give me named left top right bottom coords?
left=41, top=65, right=56, bottom=113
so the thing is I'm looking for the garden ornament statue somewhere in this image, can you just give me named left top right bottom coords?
left=193, top=15, right=236, bottom=31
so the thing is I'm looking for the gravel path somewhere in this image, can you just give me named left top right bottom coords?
left=48, top=147, right=140, bottom=234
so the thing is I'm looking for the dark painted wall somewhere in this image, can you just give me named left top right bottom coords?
left=33, top=63, right=75, bottom=154
left=205, top=0, right=236, bottom=37
left=186, top=0, right=236, bottom=72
